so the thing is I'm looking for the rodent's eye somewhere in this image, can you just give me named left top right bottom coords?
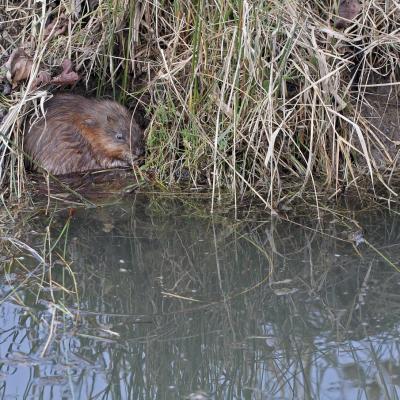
left=115, top=133, right=124, bottom=141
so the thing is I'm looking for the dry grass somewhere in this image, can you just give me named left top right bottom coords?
left=1, top=0, right=400, bottom=208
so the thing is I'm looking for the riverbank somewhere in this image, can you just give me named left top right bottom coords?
left=1, top=1, right=400, bottom=209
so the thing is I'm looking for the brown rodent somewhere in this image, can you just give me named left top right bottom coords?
left=24, top=94, right=145, bottom=175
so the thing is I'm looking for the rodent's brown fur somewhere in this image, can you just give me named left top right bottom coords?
left=24, top=94, right=145, bottom=175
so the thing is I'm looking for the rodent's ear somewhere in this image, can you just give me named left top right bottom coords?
left=107, top=114, right=117, bottom=124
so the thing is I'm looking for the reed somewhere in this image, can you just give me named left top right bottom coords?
left=1, top=0, right=399, bottom=207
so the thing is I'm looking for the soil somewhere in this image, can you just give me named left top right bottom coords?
left=358, top=79, right=400, bottom=169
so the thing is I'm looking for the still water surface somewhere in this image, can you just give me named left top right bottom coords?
left=1, top=195, right=400, bottom=399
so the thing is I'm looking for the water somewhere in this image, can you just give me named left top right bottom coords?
left=1, top=195, right=400, bottom=399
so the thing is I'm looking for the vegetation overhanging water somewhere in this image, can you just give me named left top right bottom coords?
left=2, top=1, right=400, bottom=207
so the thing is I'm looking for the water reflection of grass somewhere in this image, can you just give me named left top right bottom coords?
left=1, top=196, right=400, bottom=398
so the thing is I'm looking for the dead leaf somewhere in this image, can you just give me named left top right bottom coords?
left=61, top=59, right=73, bottom=74
left=50, top=59, right=79, bottom=86
left=335, top=0, right=362, bottom=29
left=32, top=71, right=51, bottom=89
left=44, top=14, right=68, bottom=40
left=5, top=48, right=33, bottom=88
